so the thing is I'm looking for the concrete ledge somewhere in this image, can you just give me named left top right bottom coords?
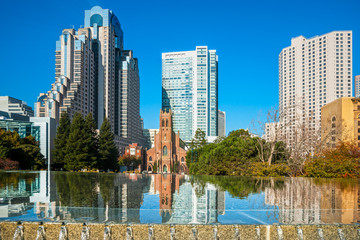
left=0, top=222, right=359, bottom=239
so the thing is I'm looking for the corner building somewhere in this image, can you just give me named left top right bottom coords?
left=162, top=46, right=218, bottom=142
left=321, top=97, right=360, bottom=148
left=146, top=110, right=187, bottom=174
left=279, top=31, right=352, bottom=147
left=36, top=6, right=146, bottom=151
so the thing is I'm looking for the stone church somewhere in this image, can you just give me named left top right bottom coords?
left=146, top=109, right=187, bottom=173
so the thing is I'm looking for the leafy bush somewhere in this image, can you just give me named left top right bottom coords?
left=0, top=158, right=19, bottom=170
left=304, top=142, right=360, bottom=178
left=250, top=162, right=290, bottom=177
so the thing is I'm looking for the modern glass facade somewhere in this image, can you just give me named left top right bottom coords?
left=162, top=46, right=218, bottom=142
left=0, top=120, right=40, bottom=143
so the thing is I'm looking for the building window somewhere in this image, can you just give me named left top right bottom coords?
left=163, top=146, right=168, bottom=156
left=149, top=156, right=152, bottom=162
left=181, top=157, right=184, bottom=163
left=162, top=120, right=164, bottom=127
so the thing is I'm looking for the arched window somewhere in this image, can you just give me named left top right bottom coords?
left=181, top=157, right=184, bottom=163
left=166, top=119, right=169, bottom=127
left=149, top=156, right=152, bottom=162
left=358, top=114, right=360, bottom=119
left=162, top=119, right=165, bottom=127
left=331, top=116, right=336, bottom=129
left=163, top=146, right=168, bottom=156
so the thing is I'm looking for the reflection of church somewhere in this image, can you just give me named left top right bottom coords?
left=150, top=174, right=225, bottom=224
left=146, top=109, right=187, bottom=173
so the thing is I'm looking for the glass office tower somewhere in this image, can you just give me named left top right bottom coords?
left=162, top=46, right=218, bottom=142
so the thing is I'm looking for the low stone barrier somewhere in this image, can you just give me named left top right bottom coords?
left=0, top=221, right=359, bottom=239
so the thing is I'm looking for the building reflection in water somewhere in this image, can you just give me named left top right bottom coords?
left=264, top=178, right=359, bottom=224
left=149, top=174, right=225, bottom=224
left=0, top=172, right=358, bottom=224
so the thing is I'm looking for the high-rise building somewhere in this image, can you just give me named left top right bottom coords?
left=355, top=75, right=360, bottom=97
left=143, top=129, right=158, bottom=149
left=279, top=31, right=352, bottom=146
left=119, top=50, right=144, bottom=143
left=217, top=110, right=226, bottom=137
left=0, top=96, right=34, bottom=117
left=36, top=6, right=145, bottom=151
left=162, top=46, right=218, bottom=142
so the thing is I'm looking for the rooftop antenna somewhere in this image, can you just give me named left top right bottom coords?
left=80, top=25, right=84, bottom=28
left=70, top=24, right=75, bottom=29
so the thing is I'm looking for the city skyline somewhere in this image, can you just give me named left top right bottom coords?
left=0, top=0, right=359, bottom=134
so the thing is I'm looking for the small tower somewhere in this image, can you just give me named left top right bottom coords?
left=159, top=109, right=173, bottom=173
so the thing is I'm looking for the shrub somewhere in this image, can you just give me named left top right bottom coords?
left=0, top=158, right=19, bottom=170
left=250, top=162, right=290, bottom=177
left=304, top=142, right=360, bottom=178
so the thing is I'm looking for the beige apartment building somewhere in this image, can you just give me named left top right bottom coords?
left=321, top=97, right=360, bottom=148
left=278, top=31, right=352, bottom=147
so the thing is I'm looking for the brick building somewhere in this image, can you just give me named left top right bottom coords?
left=146, top=110, right=187, bottom=173
left=122, top=143, right=146, bottom=171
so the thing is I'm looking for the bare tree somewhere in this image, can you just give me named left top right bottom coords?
left=250, top=106, right=290, bottom=166
left=251, top=99, right=334, bottom=174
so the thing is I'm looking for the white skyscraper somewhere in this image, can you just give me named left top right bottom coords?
left=162, top=46, right=218, bottom=142
left=279, top=31, right=352, bottom=146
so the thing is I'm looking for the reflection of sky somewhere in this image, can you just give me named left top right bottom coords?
left=139, top=193, right=161, bottom=223
left=0, top=207, right=49, bottom=222
left=218, top=192, right=279, bottom=224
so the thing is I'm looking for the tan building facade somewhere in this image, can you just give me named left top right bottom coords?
left=146, top=110, right=187, bottom=173
left=321, top=97, right=360, bottom=147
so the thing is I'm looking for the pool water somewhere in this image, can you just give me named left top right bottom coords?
left=0, top=171, right=359, bottom=224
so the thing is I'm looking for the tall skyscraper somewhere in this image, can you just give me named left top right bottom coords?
left=355, top=75, right=360, bottom=98
left=162, top=46, right=218, bottom=142
left=36, top=6, right=146, bottom=151
left=278, top=31, right=352, bottom=146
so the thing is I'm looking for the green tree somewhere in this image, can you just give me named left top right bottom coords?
left=17, top=136, right=44, bottom=170
left=53, top=112, right=71, bottom=169
left=0, top=129, right=19, bottom=159
left=118, top=155, right=142, bottom=170
left=98, top=118, right=118, bottom=170
left=64, top=112, right=93, bottom=171
left=189, top=128, right=207, bottom=149
left=84, top=113, right=99, bottom=168
left=189, top=129, right=291, bottom=176
left=187, top=128, right=208, bottom=169
left=0, top=131, right=44, bottom=170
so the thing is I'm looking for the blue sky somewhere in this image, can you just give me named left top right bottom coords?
left=0, top=0, right=359, bottom=133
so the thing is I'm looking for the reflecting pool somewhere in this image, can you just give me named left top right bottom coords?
left=0, top=171, right=359, bottom=224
